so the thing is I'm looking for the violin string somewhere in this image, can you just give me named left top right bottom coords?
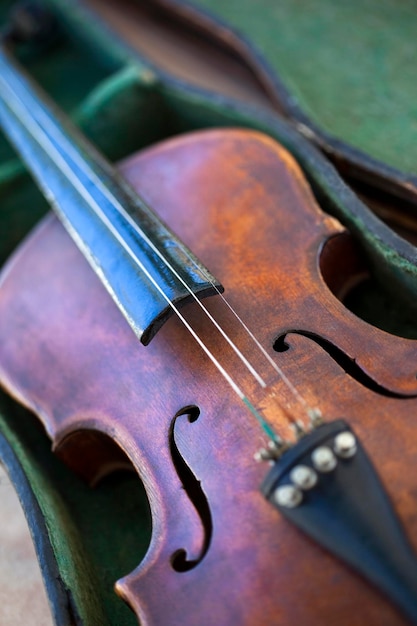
left=0, top=75, right=277, bottom=437
left=0, top=64, right=315, bottom=433
left=9, top=76, right=313, bottom=416
left=0, top=70, right=268, bottom=390
left=193, top=277, right=312, bottom=413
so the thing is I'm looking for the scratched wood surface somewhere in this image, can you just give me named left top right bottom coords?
left=1, top=129, right=417, bottom=624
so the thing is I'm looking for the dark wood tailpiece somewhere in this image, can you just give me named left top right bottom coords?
left=262, top=420, right=417, bottom=625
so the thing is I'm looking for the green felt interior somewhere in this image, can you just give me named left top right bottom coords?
left=1, top=1, right=417, bottom=624
left=0, top=391, right=151, bottom=626
left=190, top=0, right=417, bottom=177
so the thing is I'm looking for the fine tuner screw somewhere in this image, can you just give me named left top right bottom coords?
left=273, top=484, right=302, bottom=508
left=255, top=408, right=324, bottom=463
left=334, top=431, right=357, bottom=458
left=308, top=408, right=323, bottom=427
left=291, top=420, right=306, bottom=439
left=254, top=437, right=287, bottom=463
left=311, top=446, right=337, bottom=472
left=290, top=464, right=318, bottom=489
left=272, top=430, right=358, bottom=509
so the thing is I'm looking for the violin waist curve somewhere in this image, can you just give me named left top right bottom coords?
left=0, top=128, right=417, bottom=625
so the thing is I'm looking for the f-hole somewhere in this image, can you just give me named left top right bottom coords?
left=169, top=405, right=213, bottom=572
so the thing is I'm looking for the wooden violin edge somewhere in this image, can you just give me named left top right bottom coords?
left=0, top=128, right=415, bottom=625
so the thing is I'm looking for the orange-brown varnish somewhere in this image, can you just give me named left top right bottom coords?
left=0, top=129, right=416, bottom=625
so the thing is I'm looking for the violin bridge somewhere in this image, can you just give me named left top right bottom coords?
left=262, top=420, right=417, bottom=624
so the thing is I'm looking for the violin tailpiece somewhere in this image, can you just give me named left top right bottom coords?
left=262, top=420, right=417, bottom=624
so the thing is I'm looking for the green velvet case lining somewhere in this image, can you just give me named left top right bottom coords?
left=187, top=0, right=417, bottom=178
left=1, top=1, right=417, bottom=624
left=0, top=391, right=151, bottom=626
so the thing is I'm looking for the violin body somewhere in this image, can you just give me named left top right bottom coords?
left=1, top=128, right=417, bottom=625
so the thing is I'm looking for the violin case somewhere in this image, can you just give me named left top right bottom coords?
left=0, top=0, right=416, bottom=623
left=156, top=0, right=417, bottom=207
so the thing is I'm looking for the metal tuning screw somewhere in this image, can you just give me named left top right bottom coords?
left=290, top=464, right=318, bottom=490
left=308, top=407, right=323, bottom=428
left=334, top=431, right=357, bottom=458
left=273, top=484, right=303, bottom=508
left=311, top=446, right=337, bottom=473
left=254, top=447, right=274, bottom=463
left=291, top=420, right=306, bottom=439
left=254, top=436, right=287, bottom=463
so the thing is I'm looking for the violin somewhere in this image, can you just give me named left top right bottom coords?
left=1, top=12, right=417, bottom=626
